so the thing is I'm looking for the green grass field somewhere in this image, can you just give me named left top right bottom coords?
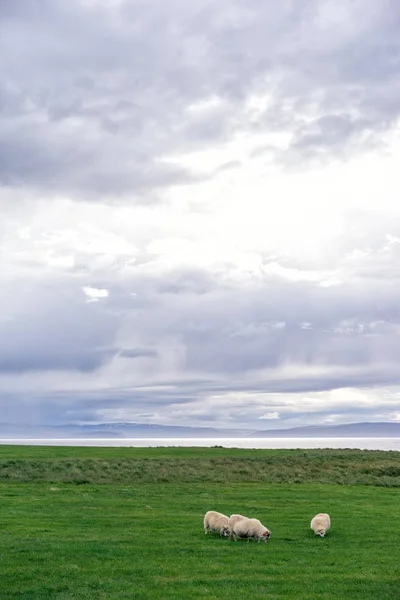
left=0, top=446, right=399, bottom=599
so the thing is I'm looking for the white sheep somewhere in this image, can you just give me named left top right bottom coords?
left=228, top=513, right=271, bottom=543
left=310, top=513, right=331, bottom=537
left=203, top=510, right=230, bottom=537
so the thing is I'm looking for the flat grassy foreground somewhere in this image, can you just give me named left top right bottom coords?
left=0, top=447, right=399, bottom=599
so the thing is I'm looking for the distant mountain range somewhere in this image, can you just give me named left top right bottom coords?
left=253, top=422, right=400, bottom=438
left=0, top=421, right=399, bottom=438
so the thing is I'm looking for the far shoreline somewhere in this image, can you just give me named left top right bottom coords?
left=0, top=437, right=399, bottom=451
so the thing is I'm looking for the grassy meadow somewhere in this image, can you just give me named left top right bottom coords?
left=0, top=446, right=399, bottom=599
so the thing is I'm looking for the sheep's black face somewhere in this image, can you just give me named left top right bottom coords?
left=222, top=527, right=230, bottom=537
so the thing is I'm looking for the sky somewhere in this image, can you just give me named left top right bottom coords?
left=1, top=0, right=400, bottom=432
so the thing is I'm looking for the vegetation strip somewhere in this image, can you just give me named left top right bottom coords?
left=0, top=447, right=399, bottom=486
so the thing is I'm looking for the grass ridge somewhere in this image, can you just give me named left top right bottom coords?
left=0, top=447, right=399, bottom=485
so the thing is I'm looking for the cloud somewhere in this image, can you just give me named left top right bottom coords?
left=259, top=412, right=280, bottom=420
left=2, top=1, right=400, bottom=200
left=1, top=1, right=400, bottom=431
left=118, top=348, right=158, bottom=359
left=82, top=286, right=109, bottom=302
left=0, top=278, right=118, bottom=374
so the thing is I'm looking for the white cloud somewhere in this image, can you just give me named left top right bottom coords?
left=259, top=412, right=280, bottom=420
left=82, top=287, right=109, bottom=302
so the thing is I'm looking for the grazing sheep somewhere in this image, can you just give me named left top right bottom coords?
left=228, top=514, right=271, bottom=543
left=227, top=513, right=247, bottom=528
left=310, top=513, right=331, bottom=537
left=203, top=511, right=230, bottom=537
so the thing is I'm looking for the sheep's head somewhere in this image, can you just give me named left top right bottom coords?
left=262, top=529, right=271, bottom=543
left=317, top=529, right=326, bottom=537
left=222, top=526, right=230, bottom=537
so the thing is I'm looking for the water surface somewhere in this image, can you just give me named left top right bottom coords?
left=0, top=437, right=399, bottom=450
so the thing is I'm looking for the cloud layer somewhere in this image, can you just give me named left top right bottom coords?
left=1, top=0, right=400, bottom=431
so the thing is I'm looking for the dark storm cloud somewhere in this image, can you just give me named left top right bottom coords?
left=1, top=0, right=400, bottom=198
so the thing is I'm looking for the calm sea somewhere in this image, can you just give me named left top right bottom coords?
left=0, top=438, right=399, bottom=450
